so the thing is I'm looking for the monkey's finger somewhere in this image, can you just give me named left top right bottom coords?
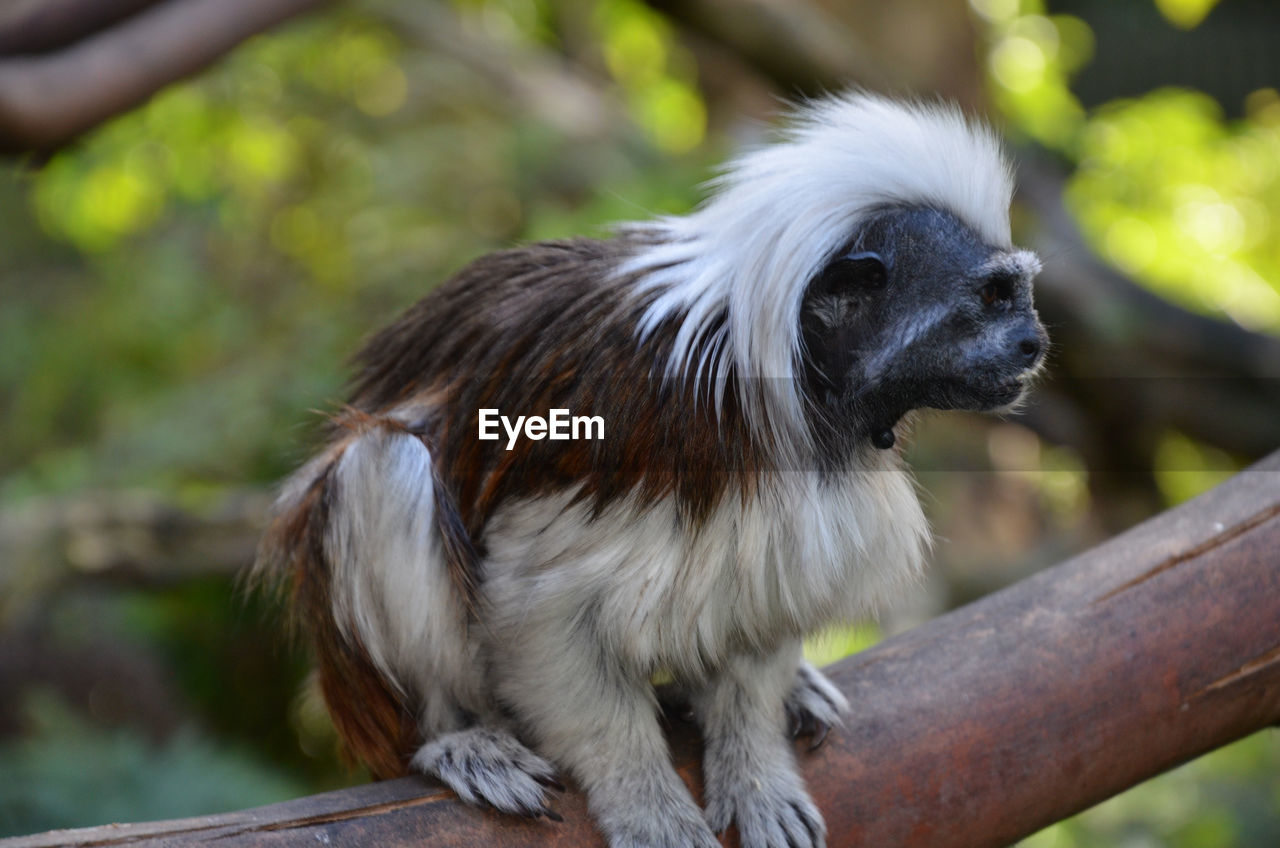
left=807, top=721, right=830, bottom=751
left=534, top=774, right=567, bottom=793
left=515, top=802, right=563, bottom=823
left=792, top=801, right=822, bottom=847
left=512, top=802, right=548, bottom=821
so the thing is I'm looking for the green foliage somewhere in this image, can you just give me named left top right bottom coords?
left=1022, top=731, right=1280, bottom=848
left=975, top=3, right=1279, bottom=843
left=0, top=691, right=307, bottom=838
left=592, top=0, right=706, bottom=153
left=0, top=5, right=711, bottom=501
left=971, top=0, right=1092, bottom=149
left=1069, top=90, right=1280, bottom=331
left=976, top=0, right=1280, bottom=333
left=804, top=623, right=881, bottom=669
left=1152, top=431, right=1237, bottom=505
left=1152, top=0, right=1224, bottom=31
left=0, top=5, right=711, bottom=833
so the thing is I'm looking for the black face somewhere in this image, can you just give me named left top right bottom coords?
left=799, top=206, right=1047, bottom=450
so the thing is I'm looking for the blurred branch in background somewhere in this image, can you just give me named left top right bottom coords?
left=0, top=0, right=166, bottom=55
left=0, top=0, right=333, bottom=156
left=642, top=0, right=897, bottom=100
left=0, top=489, right=268, bottom=617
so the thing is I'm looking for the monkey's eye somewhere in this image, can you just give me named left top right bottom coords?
left=979, top=273, right=1015, bottom=307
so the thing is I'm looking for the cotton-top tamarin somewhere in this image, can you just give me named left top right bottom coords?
left=256, top=93, right=1046, bottom=848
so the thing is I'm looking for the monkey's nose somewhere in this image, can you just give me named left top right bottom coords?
left=1016, top=334, right=1043, bottom=366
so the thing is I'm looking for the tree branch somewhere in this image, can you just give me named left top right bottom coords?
left=0, top=489, right=268, bottom=618
left=643, top=0, right=895, bottom=97
left=0, top=0, right=165, bottom=56
left=0, top=0, right=333, bottom=156
left=5, top=452, right=1278, bottom=846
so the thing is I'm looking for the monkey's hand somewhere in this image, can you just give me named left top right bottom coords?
left=694, top=645, right=827, bottom=848
left=785, top=660, right=849, bottom=750
left=410, top=726, right=564, bottom=820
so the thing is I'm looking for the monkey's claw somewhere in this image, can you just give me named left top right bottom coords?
left=534, top=774, right=567, bottom=793
left=784, top=662, right=848, bottom=749
left=516, top=804, right=564, bottom=823
left=806, top=720, right=830, bottom=751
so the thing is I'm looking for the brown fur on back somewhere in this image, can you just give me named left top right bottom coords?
left=350, top=236, right=759, bottom=537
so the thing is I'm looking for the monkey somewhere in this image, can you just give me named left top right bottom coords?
left=254, top=92, right=1047, bottom=848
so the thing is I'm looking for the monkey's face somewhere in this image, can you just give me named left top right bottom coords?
left=799, top=206, right=1047, bottom=444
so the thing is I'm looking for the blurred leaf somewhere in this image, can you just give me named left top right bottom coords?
left=1153, top=431, right=1238, bottom=505
left=804, top=623, right=881, bottom=667
left=0, top=691, right=306, bottom=838
left=1020, top=732, right=1280, bottom=847
left=593, top=0, right=706, bottom=153
left=1067, top=90, right=1280, bottom=331
left=1153, top=0, right=1224, bottom=30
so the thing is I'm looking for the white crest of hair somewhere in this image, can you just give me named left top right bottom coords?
left=620, top=92, right=1016, bottom=461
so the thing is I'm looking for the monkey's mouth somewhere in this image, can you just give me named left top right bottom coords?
left=995, top=379, right=1027, bottom=405
left=957, top=371, right=1032, bottom=412
left=859, top=366, right=1037, bottom=433
left=987, top=371, right=1036, bottom=410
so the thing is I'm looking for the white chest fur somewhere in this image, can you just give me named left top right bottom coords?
left=481, top=461, right=928, bottom=680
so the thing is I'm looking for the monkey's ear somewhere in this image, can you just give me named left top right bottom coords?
left=813, top=251, right=889, bottom=295
left=841, top=251, right=889, bottom=289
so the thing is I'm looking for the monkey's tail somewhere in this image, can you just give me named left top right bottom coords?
left=253, top=409, right=479, bottom=779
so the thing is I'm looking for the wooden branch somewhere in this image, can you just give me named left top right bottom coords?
left=643, top=0, right=896, bottom=96
left=0, top=0, right=165, bottom=56
left=0, top=0, right=333, bottom=155
left=6, top=451, right=1277, bottom=847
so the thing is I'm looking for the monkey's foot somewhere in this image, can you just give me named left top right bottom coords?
left=596, top=778, right=721, bottom=848
left=784, top=661, right=849, bottom=750
left=705, top=765, right=826, bottom=848
left=410, top=727, right=564, bottom=820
